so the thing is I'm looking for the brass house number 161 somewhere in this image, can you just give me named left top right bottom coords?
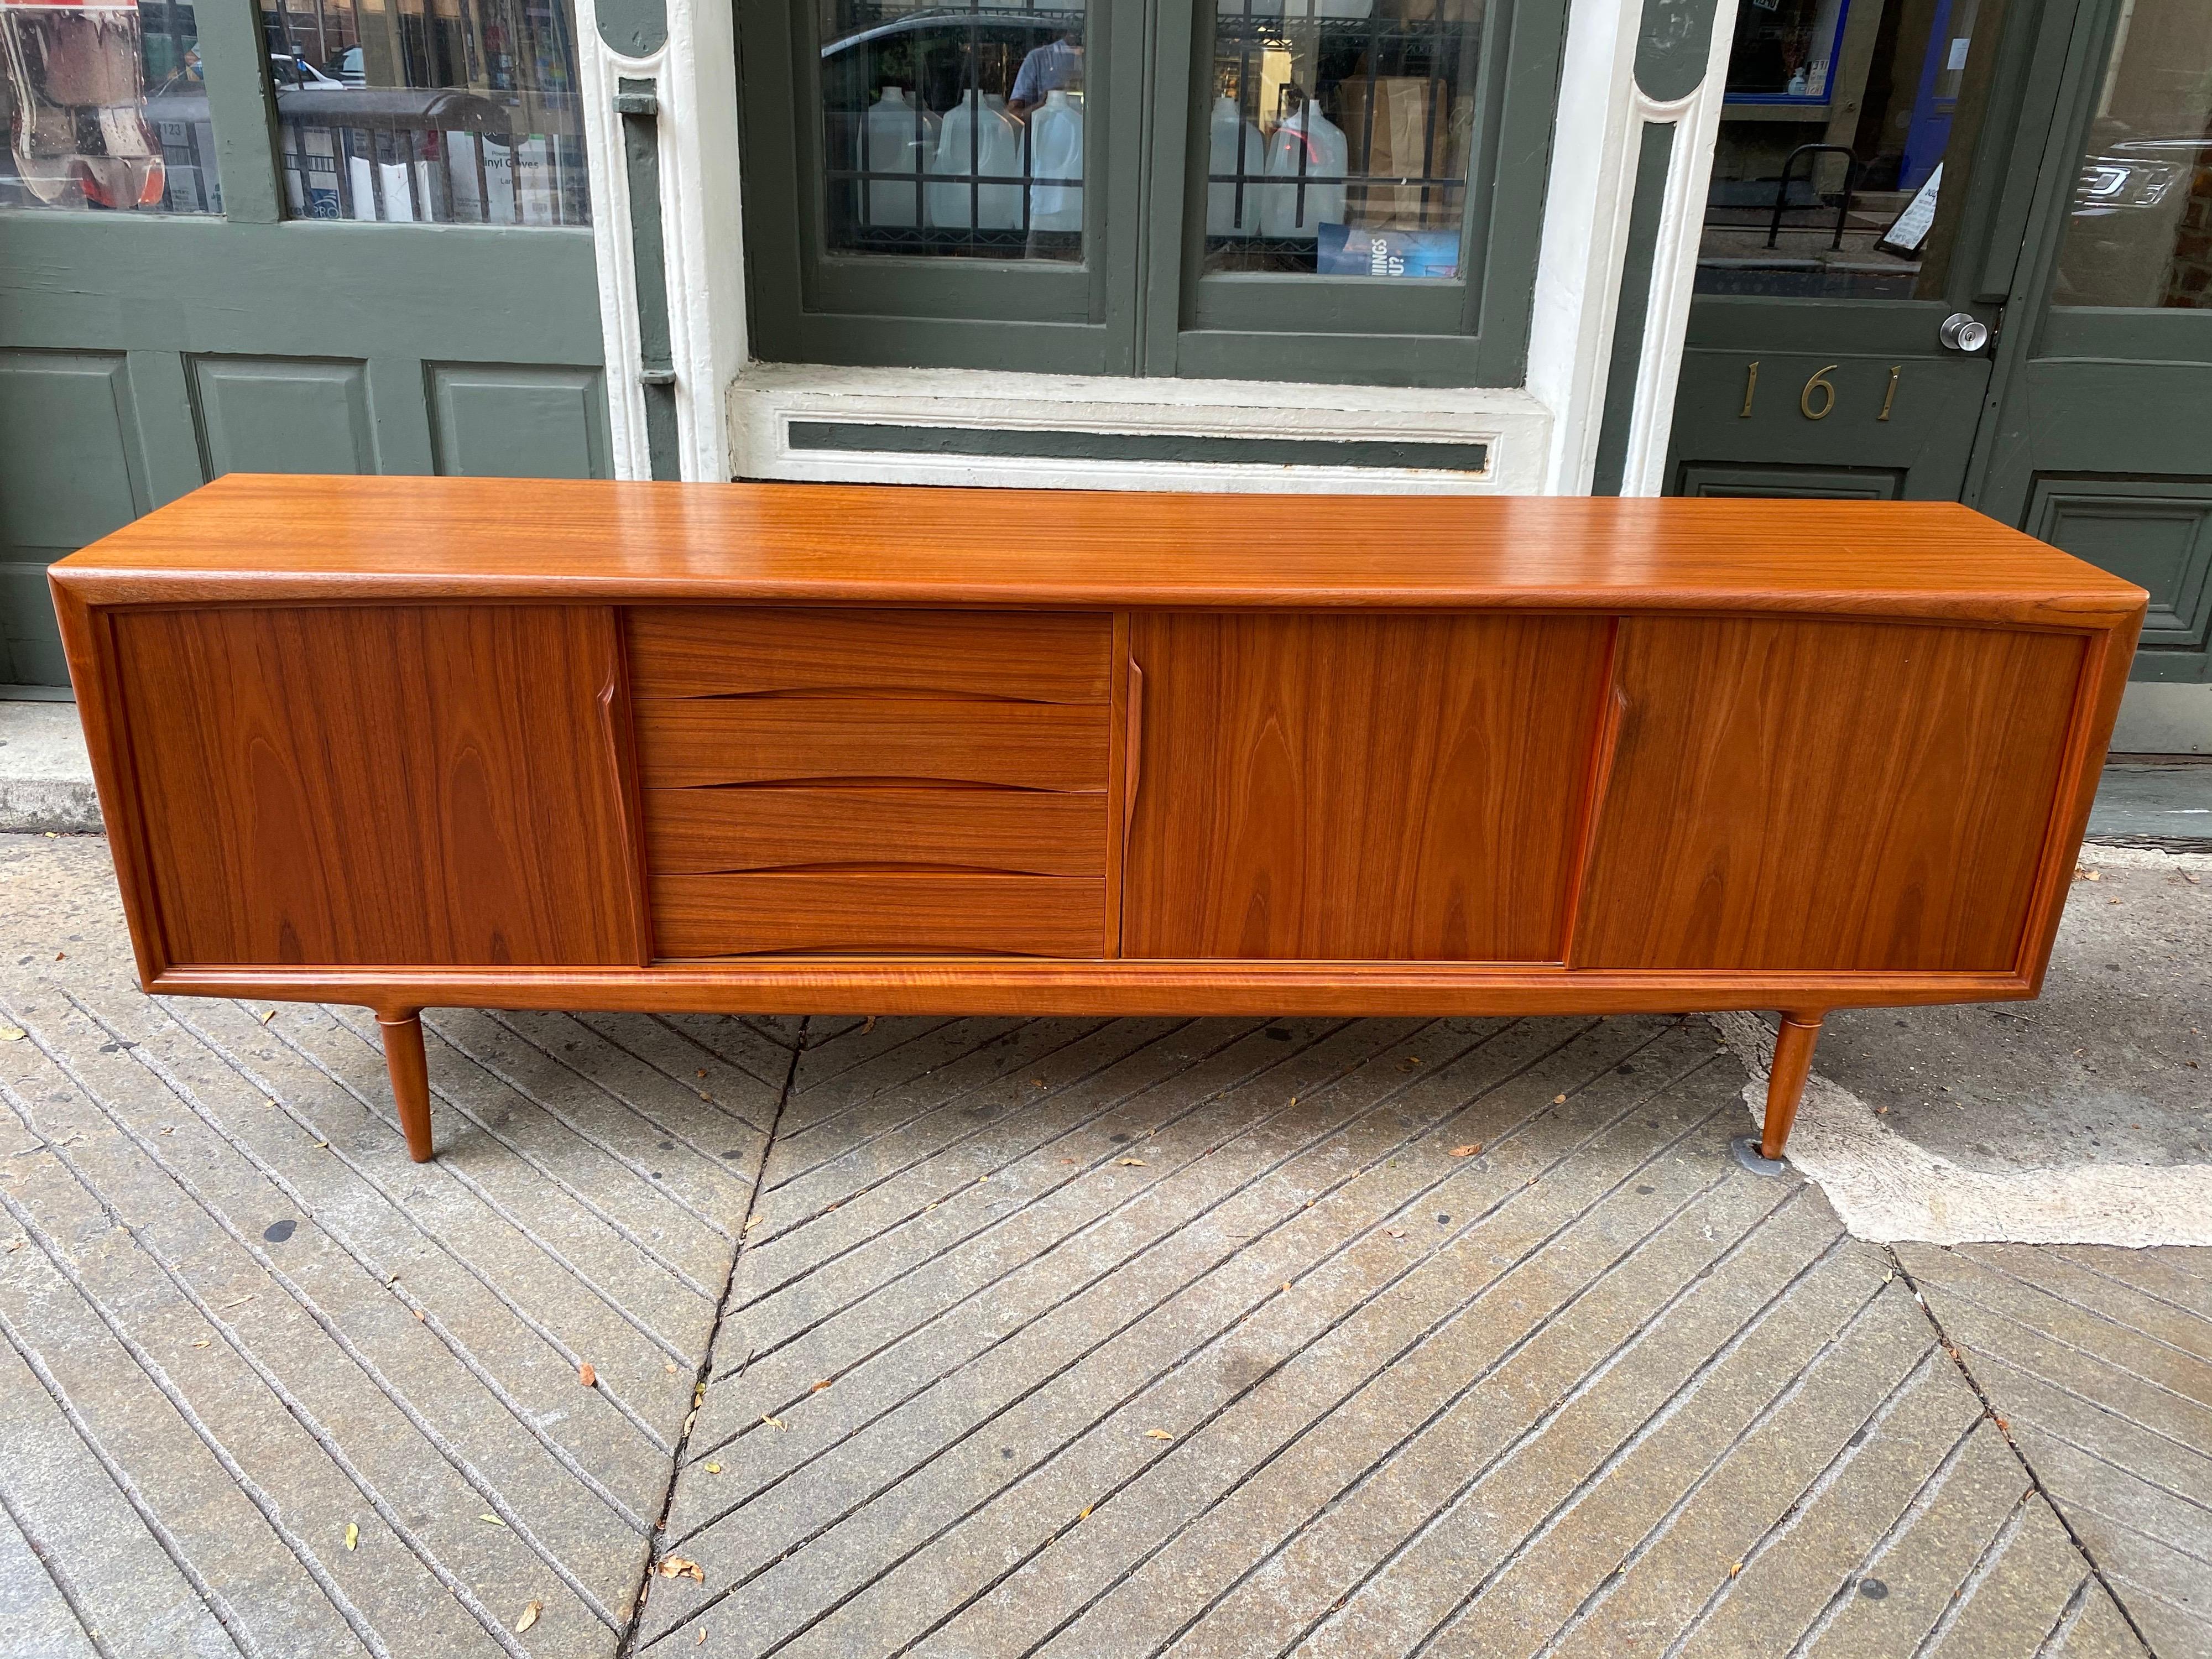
left=1739, top=362, right=1904, bottom=422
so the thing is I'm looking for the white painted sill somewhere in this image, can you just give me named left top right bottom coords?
left=726, top=362, right=1557, bottom=494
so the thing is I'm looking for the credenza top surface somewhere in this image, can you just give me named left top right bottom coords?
left=52, top=474, right=2148, bottom=626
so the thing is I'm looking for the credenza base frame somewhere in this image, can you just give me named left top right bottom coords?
left=158, top=963, right=2037, bottom=1166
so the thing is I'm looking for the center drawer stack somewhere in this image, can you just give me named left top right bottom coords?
left=625, top=608, right=1114, bottom=957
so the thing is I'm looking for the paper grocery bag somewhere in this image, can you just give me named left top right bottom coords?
left=1341, top=77, right=1455, bottom=228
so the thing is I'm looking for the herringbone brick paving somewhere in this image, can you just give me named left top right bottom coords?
left=1, top=834, right=2200, bottom=1658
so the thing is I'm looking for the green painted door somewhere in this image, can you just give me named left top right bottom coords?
left=0, top=0, right=608, bottom=693
left=1670, top=0, right=2212, bottom=685
left=1667, top=0, right=2067, bottom=500
left=1974, top=0, right=2212, bottom=684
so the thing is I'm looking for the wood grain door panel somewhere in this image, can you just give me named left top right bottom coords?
left=633, top=697, right=1110, bottom=790
left=1571, top=617, right=2085, bottom=973
left=653, top=873, right=1105, bottom=957
left=1121, top=612, right=1613, bottom=961
left=625, top=608, right=1113, bottom=701
left=643, top=786, right=1108, bottom=875
left=111, top=605, right=642, bottom=968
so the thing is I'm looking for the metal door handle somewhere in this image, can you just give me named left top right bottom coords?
left=1939, top=312, right=1990, bottom=353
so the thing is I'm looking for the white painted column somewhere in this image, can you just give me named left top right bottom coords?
left=1528, top=0, right=1739, bottom=494
left=572, top=0, right=749, bottom=481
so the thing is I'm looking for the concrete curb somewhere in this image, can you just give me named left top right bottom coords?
left=0, top=702, right=101, bottom=833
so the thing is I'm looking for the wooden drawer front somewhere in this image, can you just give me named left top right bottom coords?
left=634, top=697, right=1109, bottom=790
left=644, top=786, right=1107, bottom=875
left=626, top=607, right=1112, bottom=956
left=626, top=608, right=1112, bottom=702
left=654, top=873, right=1105, bottom=957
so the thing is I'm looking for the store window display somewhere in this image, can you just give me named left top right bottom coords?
left=822, top=0, right=1089, bottom=262
left=1203, top=0, right=1482, bottom=278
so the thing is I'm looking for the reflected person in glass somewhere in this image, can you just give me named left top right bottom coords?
left=1006, top=33, right=1082, bottom=117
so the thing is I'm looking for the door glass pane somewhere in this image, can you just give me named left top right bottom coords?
left=267, top=0, right=589, bottom=223
left=820, top=0, right=1088, bottom=263
left=1202, top=0, right=1483, bottom=279
left=0, top=0, right=221, bottom=211
left=2052, top=0, right=2212, bottom=307
left=1697, top=0, right=2005, bottom=297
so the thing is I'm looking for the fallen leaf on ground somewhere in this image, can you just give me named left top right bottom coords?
left=1552, top=1093, right=1567, bottom=1104
left=0, top=1027, right=23, bottom=1042
left=1729, top=1561, right=1743, bottom=1577
left=860, top=1015, right=877, bottom=1034
left=1449, top=1144, right=1480, bottom=1158
left=515, top=1601, right=542, bottom=1633
left=1398, top=1056, right=1422, bottom=1071
left=811, top=1379, right=833, bottom=1392
left=1115, top=1157, right=1148, bottom=1167
left=761, top=1413, right=787, bottom=1430
left=578, top=1362, right=596, bottom=1387
left=704, top=1461, right=722, bottom=1474
left=743, top=1215, right=765, bottom=1233
left=261, top=1010, right=276, bottom=1022
left=658, top=1556, right=706, bottom=1584
left=1077, top=1505, right=1093, bottom=1521
left=190, top=1337, right=210, bottom=1348
left=478, top=1514, right=505, bottom=1526
left=1143, top=1428, right=1173, bottom=1441
left=345, top=1522, right=358, bottom=1550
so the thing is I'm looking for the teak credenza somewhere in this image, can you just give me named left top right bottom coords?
left=51, top=476, right=2146, bottom=1165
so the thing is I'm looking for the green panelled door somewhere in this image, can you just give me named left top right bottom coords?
left=1668, top=0, right=2212, bottom=685
left=0, top=0, right=609, bottom=693
left=1666, top=0, right=2064, bottom=501
left=1974, top=0, right=2212, bottom=684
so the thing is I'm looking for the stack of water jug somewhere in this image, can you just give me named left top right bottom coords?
left=859, top=85, right=1084, bottom=234
left=859, top=80, right=1365, bottom=242
left=1207, top=94, right=1350, bottom=239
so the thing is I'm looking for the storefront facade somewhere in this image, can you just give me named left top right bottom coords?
left=0, top=0, right=2205, bottom=740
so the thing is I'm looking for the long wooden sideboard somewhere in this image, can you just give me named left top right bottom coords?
left=51, top=476, right=2146, bottom=1165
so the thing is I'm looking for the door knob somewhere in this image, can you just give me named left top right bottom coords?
left=1939, top=312, right=1990, bottom=353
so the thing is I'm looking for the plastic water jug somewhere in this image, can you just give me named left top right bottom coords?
left=1207, top=95, right=1265, bottom=237
left=1028, top=88, right=1084, bottom=232
left=862, top=86, right=936, bottom=227
left=1261, top=101, right=1347, bottom=238
left=927, top=90, right=1024, bottom=230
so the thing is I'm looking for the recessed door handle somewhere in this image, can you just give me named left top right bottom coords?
left=1123, top=660, right=1144, bottom=839
left=1938, top=312, right=1990, bottom=353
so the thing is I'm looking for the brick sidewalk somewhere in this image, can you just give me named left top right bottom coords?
left=1, top=834, right=2195, bottom=1658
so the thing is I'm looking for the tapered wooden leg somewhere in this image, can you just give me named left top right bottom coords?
left=1761, top=1011, right=1825, bottom=1160
left=378, top=1010, right=435, bottom=1163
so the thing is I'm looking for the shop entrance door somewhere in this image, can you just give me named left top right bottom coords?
left=1974, top=0, right=2212, bottom=684
left=0, top=0, right=607, bottom=695
left=1670, top=0, right=2212, bottom=686
left=1664, top=0, right=2069, bottom=499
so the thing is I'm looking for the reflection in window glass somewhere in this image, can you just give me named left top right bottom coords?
left=821, top=0, right=1087, bottom=262
left=0, top=0, right=220, bottom=211
left=1697, top=0, right=1998, bottom=299
left=1203, top=0, right=1481, bottom=279
left=265, top=0, right=588, bottom=224
left=2053, top=0, right=2212, bottom=307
